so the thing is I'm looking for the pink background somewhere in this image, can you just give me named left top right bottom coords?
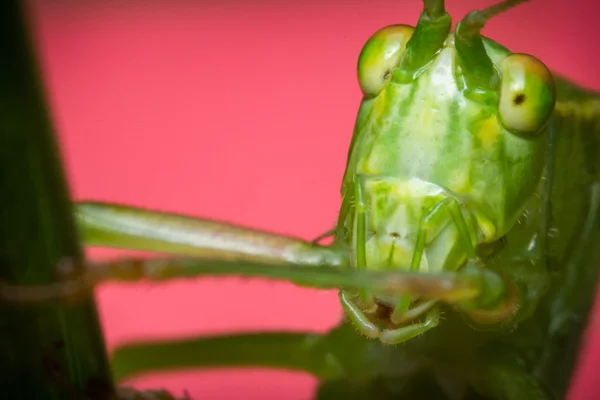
left=25, top=0, right=600, bottom=398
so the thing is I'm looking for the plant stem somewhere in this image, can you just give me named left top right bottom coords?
left=0, top=1, right=114, bottom=398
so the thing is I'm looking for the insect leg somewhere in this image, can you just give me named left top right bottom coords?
left=379, top=306, right=440, bottom=345
left=409, top=197, right=475, bottom=272
left=391, top=197, right=475, bottom=323
left=110, top=332, right=343, bottom=384
left=338, top=290, right=380, bottom=338
left=391, top=299, right=437, bottom=325
left=111, top=322, right=377, bottom=385
left=0, top=257, right=497, bottom=306
left=3, top=201, right=509, bottom=309
left=75, top=201, right=349, bottom=268
left=390, top=199, right=450, bottom=323
left=311, top=228, right=337, bottom=244
left=354, top=175, right=374, bottom=307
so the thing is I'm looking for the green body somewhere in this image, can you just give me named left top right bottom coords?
left=333, top=27, right=600, bottom=399
left=335, top=72, right=600, bottom=399
left=533, top=76, right=600, bottom=396
left=3, top=1, right=600, bottom=399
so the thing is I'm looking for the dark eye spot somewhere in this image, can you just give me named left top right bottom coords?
left=390, top=232, right=400, bottom=239
left=383, top=70, right=391, bottom=80
left=513, top=93, right=526, bottom=105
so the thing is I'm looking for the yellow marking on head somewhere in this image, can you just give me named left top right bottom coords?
left=360, top=156, right=378, bottom=175
left=416, top=97, right=437, bottom=134
left=373, top=88, right=388, bottom=119
left=477, top=115, right=500, bottom=150
left=447, top=168, right=470, bottom=193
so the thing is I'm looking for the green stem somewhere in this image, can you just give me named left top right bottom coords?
left=0, top=1, right=114, bottom=398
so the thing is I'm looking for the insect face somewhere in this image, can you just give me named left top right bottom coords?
left=335, top=0, right=556, bottom=343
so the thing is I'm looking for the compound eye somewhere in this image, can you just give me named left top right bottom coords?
left=498, top=53, right=556, bottom=134
left=357, top=25, right=414, bottom=97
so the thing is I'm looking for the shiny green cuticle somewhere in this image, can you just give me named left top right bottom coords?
left=4, top=1, right=600, bottom=399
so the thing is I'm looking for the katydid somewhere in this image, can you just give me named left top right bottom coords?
left=4, top=0, right=600, bottom=398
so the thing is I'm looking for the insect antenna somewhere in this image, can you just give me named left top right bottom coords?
left=399, top=0, right=452, bottom=75
left=458, top=0, right=530, bottom=35
left=454, top=0, right=530, bottom=93
left=423, top=0, right=446, bottom=18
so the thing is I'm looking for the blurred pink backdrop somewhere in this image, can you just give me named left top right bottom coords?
left=25, top=0, right=600, bottom=398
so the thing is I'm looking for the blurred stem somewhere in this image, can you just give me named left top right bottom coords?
left=0, top=1, right=114, bottom=398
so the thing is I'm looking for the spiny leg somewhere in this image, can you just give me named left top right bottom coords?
left=2, top=202, right=510, bottom=334
left=392, top=299, right=437, bottom=325
left=74, top=202, right=347, bottom=269
left=73, top=201, right=479, bottom=308
left=338, top=292, right=440, bottom=346
left=0, top=257, right=491, bottom=305
left=339, top=290, right=380, bottom=339
left=380, top=306, right=441, bottom=345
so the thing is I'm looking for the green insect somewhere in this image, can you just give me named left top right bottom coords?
left=4, top=0, right=600, bottom=399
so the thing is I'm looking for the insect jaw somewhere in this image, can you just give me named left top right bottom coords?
left=337, top=176, right=482, bottom=337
